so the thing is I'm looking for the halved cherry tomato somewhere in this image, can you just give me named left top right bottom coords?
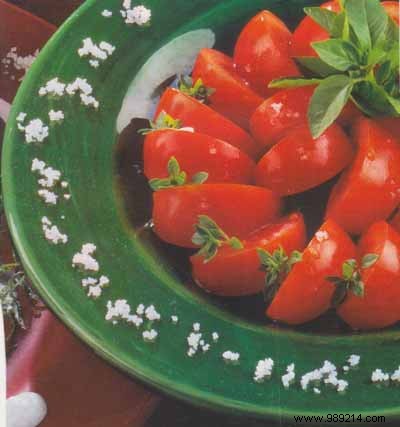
left=191, top=48, right=263, bottom=129
left=337, top=221, right=400, bottom=330
left=153, top=184, right=281, bottom=248
left=155, top=88, right=259, bottom=158
left=267, top=220, right=356, bottom=325
left=255, top=123, right=353, bottom=196
left=143, top=130, right=255, bottom=184
left=291, top=1, right=398, bottom=58
left=291, top=1, right=339, bottom=58
left=326, top=119, right=400, bottom=235
left=376, top=116, right=400, bottom=140
left=233, top=10, right=300, bottom=97
left=190, top=213, right=306, bottom=296
left=250, top=86, right=361, bottom=150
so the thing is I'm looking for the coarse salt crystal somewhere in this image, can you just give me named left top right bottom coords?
left=122, top=3, right=151, bottom=26
left=315, top=230, right=329, bottom=242
left=41, top=217, right=68, bottom=244
left=254, top=358, right=274, bottom=382
left=31, top=158, right=45, bottom=173
left=371, top=369, right=390, bottom=384
left=282, top=364, right=296, bottom=389
left=20, top=118, right=49, bottom=143
left=48, top=109, right=64, bottom=122
left=102, top=9, right=113, bottom=17
left=136, top=304, right=145, bottom=315
left=72, top=243, right=99, bottom=272
left=16, top=112, right=26, bottom=122
left=81, top=275, right=109, bottom=299
left=313, top=387, right=321, bottom=394
left=212, top=332, right=219, bottom=342
left=391, top=367, right=400, bottom=383
left=193, top=322, right=200, bottom=332
left=142, top=329, right=158, bottom=342
left=222, top=351, right=240, bottom=363
left=37, top=167, right=61, bottom=188
left=38, top=189, right=58, bottom=205
left=38, top=77, right=66, bottom=97
left=171, top=315, right=179, bottom=324
left=347, top=354, right=360, bottom=367
left=145, top=304, right=161, bottom=321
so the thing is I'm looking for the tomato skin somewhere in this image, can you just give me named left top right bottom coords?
left=390, top=209, right=400, bottom=232
left=376, top=117, right=400, bottom=140
left=143, top=130, right=255, bottom=185
left=190, top=213, right=307, bottom=296
left=255, top=124, right=353, bottom=196
left=250, top=87, right=361, bottom=150
left=326, top=119, right=400, bottom=235
left=191, top=48, right=263, bottom=130
left=155, top=88, right=259, bottom=159
left=337, top=222, right=400, bottom=330
left=267, top=220, right=356, bottom=325
left=233, top=10, right=300, bottom=97
left=291, top=1, right=339, bottom=58
left=153, top=184, right=281, bottom=248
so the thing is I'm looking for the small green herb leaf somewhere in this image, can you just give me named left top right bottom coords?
left=304, top=7, right=338, bottom=33
left=149, top=157, right=208, bottom=191
left=258, top=246, right=302, bottom=304
left=312, top=39, right=361, bottom=71
left=331, top=284, right=348, bottom=308
left=268, top=77, right=322, bottom=89
left=192, top=215, right=243, bottom=263
left=361, top=253, right=379, bottom=269
left=138, top=111, right=182, bottom=135
left=295, top=56, right=340, bottom=77
left=179, top=75, right=215, bottom=103
left=349, top=280, right=365, bottom=297
left=308, top=74, right=353, bottom=138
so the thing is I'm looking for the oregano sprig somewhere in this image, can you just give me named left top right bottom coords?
left=257, top=247, right=302, bottom=303
left=178, top=75, right=215, bottom=104
left=269, top=0, right=399, bottom=138
left=138, top=111, right=182, bottom=135
left=149, top=156, right=208, bottom=191
left=192, top=215, right=243, bottom=263
left=327, top=253, right=379, bottom=308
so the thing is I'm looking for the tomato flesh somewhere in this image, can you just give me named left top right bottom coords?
left=233, top=10, right=300, bottom=97
left=255, top=123, right=353, bottom=196
left=337, top=221, right=400, bottom=330
left=191, top=48, right=263, bottom=130
left=326, top=119, right=400, bottom=235
left=267, top=220, right=356, bottom=325
left=190, top=213, right=306, bottom=296
left=153, top=184, right=281, bottom=248
left=144, top=130, right=255, bottom=185
left=155, top=88, right=259, bottom=158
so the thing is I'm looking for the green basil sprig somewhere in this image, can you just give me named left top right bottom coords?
left=269, top=0, right=399, bottom=138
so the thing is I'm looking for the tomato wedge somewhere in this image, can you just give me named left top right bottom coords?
left=154, top=88, right=259, bottom=158
left=153, top=184, right=281, bottom=248
left=143, top=130, right=255, bottom=184
left=191, top=48, right=263, bottom=129
left=291, top=1, right=398, bottom=58
left=326, top=118, right=400, bottom=235
left=291, top=1, right=339, bottom=58
left=233, top=10, right=300, bottom=97
left=250, top=86, right=360, bottom=150
left=255, top=123, right=353, bottom=196
left=190, top=213, right=306, bottom=296
left=337, top=221, right=400, bottom=330
left=267, top=220, right=356, bottom=325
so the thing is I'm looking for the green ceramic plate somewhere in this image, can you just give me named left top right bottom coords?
left=3, top=0, right=400, bottom=423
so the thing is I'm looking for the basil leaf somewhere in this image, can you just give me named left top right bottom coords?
left=330, top=11, right=346, bottom=38
left=268, top=77, right=322, bottom=89
left=295, top=56, right=339, bottom=77
left=353, top=80, right=399, bottom=116
left=308, top=75, right=353, bottom=138
left=191, top=171, right=209, bottom=185
left=376, top=61, right=392, bottom=85
left=312, top=39, right=361, bottom=71
left=304, top=7, right=338, bottom=33
left=345, top=0, right=388, bottom=49
left=361, top=254, right=379, bottom=269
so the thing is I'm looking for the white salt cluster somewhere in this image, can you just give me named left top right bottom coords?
left=1, top=47, right=39, bottom=81
left=102, top=9, right=113, bottom=17
left=81, top=275, right=110, bottom=299
left=254, top=358, right=274, bottom=382
left=222, top=351, right=240, bottom=363
left=186, top=323, right=211, bottom=357
left=48, top=109, right=64, bottom=122
left=41, top=217, right=68, bottom=244
left=300, top=360, right=348, bottom=393
left=78, top=38, right=115, bottom=67
left=72, top=243, right=99, bottom=272
left=282, top=363, right=295, bottom=388
left=17, top=116, right=49, bottom=144
left=120, top=1, right=151, bottom=25
left=371, top=369, right=390, bottom=384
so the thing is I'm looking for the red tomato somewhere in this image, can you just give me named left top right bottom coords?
left=291, top=1, right=398, bottom=58
left=143, top=130, right=255, bottom=184
left=255, top=123, right=353, bottom=196
left=191, top=48, right=263, bottom=130
left=190, top=213, right=306, bottom=296
left=250, top=86, right=361, bottom=150
left=326, top=119, right=400, bottom=235
left=267, top=220, right=356, bottom=325
left=233, top=10, right=300, bottom=97
left=337, top=221, right=400, bottom=330
left=383, top=1, right=399, bottom=25
left=153, top=184, right=281, bottom=248
left=390, top=208, right=400, bottom=232
left=155, top=88, right=259, bottom=158
left=376, top=116, right=400, bottom=140
left=291, top=1, right=339, bottom=58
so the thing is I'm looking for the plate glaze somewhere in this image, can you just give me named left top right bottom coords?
left=3, top=0, right=400, bottom=422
